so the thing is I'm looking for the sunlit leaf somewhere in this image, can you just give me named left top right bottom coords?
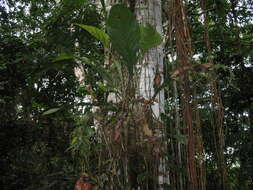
left=75, top=24, right=110, bottom=47
left=42, top=108, right=60, bottom=116
left=71, top=137, right=78, bottom=144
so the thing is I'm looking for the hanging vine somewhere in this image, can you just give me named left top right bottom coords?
left=170, top=0, right=198, bottom=190
left=200, top=0, right=227, bottom=189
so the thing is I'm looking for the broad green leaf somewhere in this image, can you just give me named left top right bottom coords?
left=75, top=24, right=110, bottom=47
left=42, top=108, right=60, bottom=116
left=53, top=55, right=74, bottom=62
left=140, top=24, right=162, bottom=52
left=107, top=4, right=141, bottom=74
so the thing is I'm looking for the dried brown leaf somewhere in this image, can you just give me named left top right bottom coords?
left=143, top=123, right=153, bottom=137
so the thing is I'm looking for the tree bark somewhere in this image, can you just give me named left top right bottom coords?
left=135, top=0, right=169, bottom=189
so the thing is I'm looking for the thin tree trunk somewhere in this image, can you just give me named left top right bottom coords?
left=193, top=88, right=206, bottom=190
left=173, top=0, right=198, bottom=189
left=173, top=80, right=184, bottom=190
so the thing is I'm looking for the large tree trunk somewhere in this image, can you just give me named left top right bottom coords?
left=135, top=1, right=168, bottom=189
left=103, top=1, right=167, bottom=189
left=135, top=0, right=164, bottom=118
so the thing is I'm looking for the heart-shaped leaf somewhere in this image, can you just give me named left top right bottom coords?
left=107, top=4, right=141, bottom=74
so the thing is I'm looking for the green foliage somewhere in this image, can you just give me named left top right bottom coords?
left=42, top=108, right=61, bottom=116
left=75, top=24, right=110, bottom=47
left=140, top=24, right=163, bottom=52
left=0, top=1, right=103, bottom=189
left=75, top=5, right=163, bottom=76
left=61, top=0, right=88, bottom=8
left=53, top=55, right=75, bottom=62
left=107, top=4, right=141, bottom=74
left=107, top=4, right=162, bottom=74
